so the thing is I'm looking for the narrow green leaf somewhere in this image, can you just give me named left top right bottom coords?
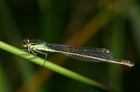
left=0, top=41, right=118, bottom=92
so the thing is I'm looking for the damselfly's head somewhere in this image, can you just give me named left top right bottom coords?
left=22, top=39, right=30, bottom=47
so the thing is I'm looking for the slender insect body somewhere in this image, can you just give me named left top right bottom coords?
left=22, top=39, right=135, bottom=67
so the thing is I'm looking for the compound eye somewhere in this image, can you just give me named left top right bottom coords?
left=22, top=40, right=28, bottom=47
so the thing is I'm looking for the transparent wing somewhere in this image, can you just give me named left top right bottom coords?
left=46, top=43, right=114, bottom=62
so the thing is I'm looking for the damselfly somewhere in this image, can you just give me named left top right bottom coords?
left=22, top=39, right=134, bottom=67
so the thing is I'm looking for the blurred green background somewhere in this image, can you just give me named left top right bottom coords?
left=0, top=0, right=139, bottom=92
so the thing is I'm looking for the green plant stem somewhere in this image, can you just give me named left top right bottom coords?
left=0, top=41, right=118, bottom=92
